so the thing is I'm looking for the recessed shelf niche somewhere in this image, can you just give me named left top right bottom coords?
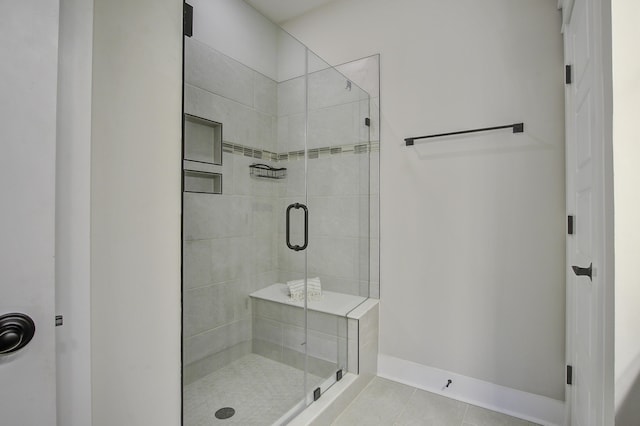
left=184, top=114, right=222, bottom=165
left=183, top=170, right=222, bottom=194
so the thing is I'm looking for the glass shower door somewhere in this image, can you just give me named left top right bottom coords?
left=276, top=46, right=371, bottom=409
left=302, top=50, right=371, bottom=402
left=182, top=25, right=314, bottom=425
left=265, top=32, right=318, bottom=422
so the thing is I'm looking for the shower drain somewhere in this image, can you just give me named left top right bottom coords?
left=214, top=407, right=235, bottom=420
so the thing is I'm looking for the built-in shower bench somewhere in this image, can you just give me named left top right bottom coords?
left=250, top=283, right=366, bottom=316
left=249, top=284, right=379, bottom=425
left=249, top=283, right=378, bottom=383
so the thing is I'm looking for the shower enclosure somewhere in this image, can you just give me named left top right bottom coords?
left=181, top=3, right=378, bottom=424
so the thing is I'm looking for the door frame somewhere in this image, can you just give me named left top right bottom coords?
left=55, top=0, right=94, bottom=425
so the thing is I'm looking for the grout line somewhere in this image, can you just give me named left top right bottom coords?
left=392, top=387, right=417, bottom=425
left=461, top=403, right=471, bottom=426
left=279, top=98, right=375, bottom=116
left=186, top=38, right=278, bottom=85
left=184, top=317, right=250, bottom=340
left=331, top=376, right=378, bottom=425
left=185, top=83, right=264, bottom=117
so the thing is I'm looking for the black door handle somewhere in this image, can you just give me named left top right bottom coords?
left=286, top=203, right=308, bottom=251
left=0, top=313, right=36, bottom=355
left=572, top=263, right=592, bottom=281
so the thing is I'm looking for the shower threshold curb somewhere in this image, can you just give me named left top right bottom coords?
left=288, top=372, right=374, bottom=426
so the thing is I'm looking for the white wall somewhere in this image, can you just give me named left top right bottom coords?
left=55, top=0, right=93, bottom=425
left=189, top=0, right=314, bottom=82
left=284, top=0, right=566, bottom=401
left=612, top=0, right=640, bottom=423
left=189, top=0, right=279, bottom=80
left=90, top=0, right=182, bottom=425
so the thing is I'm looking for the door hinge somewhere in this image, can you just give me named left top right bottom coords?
left=364, top=117, right=371, bottom=127
left=568, top=215, right=574, bottom=235
left=313, top=387, right=321, bottom=401
left=184, top=3, right=193, bottom=37
left=55, top=315, right=63, bottom=327
left=565, top=65, right=572, bottom=84
left=566, top=365, right=573, bottom=385
left=336, top=370, right=343, bottom=381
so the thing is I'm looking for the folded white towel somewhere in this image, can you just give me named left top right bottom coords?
left=288, top=282, right=321, bottom=292
left=287, top=277, right=321, bottom=289
left=287, top=277, right=320, bottom=286
left=287, top=277, right=322, bottom=301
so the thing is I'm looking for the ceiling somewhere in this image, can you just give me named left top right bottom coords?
left=244, top=0, right=339, bottom=24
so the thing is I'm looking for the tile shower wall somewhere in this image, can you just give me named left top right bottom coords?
left=183, top=39, right=379, bottom=383
left=252, top=298, right=347, bottom=379
left=183, top=38, right=283, bottom=383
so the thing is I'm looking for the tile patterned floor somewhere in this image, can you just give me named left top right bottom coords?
left=185, top=359, right=541, bottom=426
left=183, top=353, right=322, bottom=426
left=332, top=377, right=541, bottom=426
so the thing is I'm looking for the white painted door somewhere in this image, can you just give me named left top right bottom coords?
left=0, top=1, right=60, bottom=424
left=564, top=0, right=612, bottom=424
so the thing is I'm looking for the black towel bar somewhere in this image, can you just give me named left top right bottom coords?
left=405, top=122, right=524, bottom=146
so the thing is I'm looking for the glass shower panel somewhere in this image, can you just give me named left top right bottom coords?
left=270, top=27, right=314, bottom=420
left=182, top=24, right=311, bottom=425
left=303, top=50, right=371, bottom=398
left=181, top=5, right=372, bottom=423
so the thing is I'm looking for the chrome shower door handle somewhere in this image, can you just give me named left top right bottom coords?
left=286, top=203, right=308, bottom=251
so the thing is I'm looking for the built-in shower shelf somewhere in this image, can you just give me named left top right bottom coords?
left=183, top=169, right=222, bottom=194
left=250, top=284, right=366, bottom=317
left=184, top=114, right=222, bottom=165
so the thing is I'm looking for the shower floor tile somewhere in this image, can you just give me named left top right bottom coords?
left=184, top=353, right=322, bottom=426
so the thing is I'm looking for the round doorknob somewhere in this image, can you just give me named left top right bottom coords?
left=0, top=313, right=35, bottom=355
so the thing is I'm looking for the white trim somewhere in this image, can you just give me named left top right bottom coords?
left=378, top=354, right=565, bottom=426
left=559, top=0, right=575, bottom=33
left=56, top=0, right=94, bottom=425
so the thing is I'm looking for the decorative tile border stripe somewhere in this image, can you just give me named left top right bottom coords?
left=223, top=142, right=278, bottom=161
left=222, top=141, right=379, bottom=163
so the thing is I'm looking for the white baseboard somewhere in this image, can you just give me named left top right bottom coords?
left=378, top=354, right=565, bottom=426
